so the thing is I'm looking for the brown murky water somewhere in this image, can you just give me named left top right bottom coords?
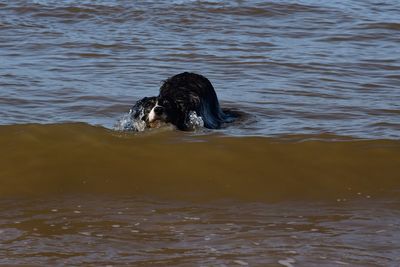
left=1, top=124, right=400, bottom=265
left=1, top=0, right=400, bottom=266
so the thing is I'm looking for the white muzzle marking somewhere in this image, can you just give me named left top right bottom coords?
left=148, top=101, right=160, bottom=122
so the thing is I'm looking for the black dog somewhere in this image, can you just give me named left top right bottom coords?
left=149, top=72, right=234, bottom=130
left=129, top=72, right=235, bottom=131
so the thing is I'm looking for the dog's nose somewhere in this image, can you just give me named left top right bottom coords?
left=154, top=106, right=164, bottom=115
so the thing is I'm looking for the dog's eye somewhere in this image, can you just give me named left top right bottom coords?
left=160, top=99, right=171, bottom=107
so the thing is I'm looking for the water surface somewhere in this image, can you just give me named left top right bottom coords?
left=1, top=0, right=400, bottom=266
left=1, top=0, right=399, bottom=138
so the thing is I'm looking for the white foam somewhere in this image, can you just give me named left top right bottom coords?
left=114, top=111, right=147, bottom=132
left=115, top=110, right=204, bottom=132
left=278, top=258, right=296, bottom=267
left=187, top=111, right=204, bottom=130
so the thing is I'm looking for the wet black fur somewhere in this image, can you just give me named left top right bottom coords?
left=157, top=72, right=234, bottom=130
left=130, top=72, right=235, bottom=131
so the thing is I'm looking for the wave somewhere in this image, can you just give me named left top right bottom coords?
left=0, top=123, right=399, bottom=201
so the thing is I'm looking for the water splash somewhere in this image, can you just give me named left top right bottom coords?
left=114, top=110, right=204, bottom=132
left=187, top=111, right=204, bottom=130
left=114, top=112, right=146, bottom=132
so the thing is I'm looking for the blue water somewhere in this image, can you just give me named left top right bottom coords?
left=1, top=2, right=400, bottom=266
left=1, top=0, right=400, bottom=137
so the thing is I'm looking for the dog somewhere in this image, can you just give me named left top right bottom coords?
left=148, top=72, right=235, bottom=130
left=127, top=72, right=235, bottom=131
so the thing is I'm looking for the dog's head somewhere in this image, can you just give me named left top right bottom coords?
left=129, top=96, right=157, bottom=122
left=148, top=73, right=206, bottom=130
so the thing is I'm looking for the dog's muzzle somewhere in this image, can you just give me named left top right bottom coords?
left=148, top=103, right=165, bottom=122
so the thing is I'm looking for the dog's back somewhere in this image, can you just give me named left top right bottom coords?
left=156, top=72, right=234, bottom=130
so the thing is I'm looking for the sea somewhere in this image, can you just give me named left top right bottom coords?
left=0, top=0, right=400, bottom=266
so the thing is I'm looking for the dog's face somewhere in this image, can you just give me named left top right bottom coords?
left=130, top=96, right=157, bottom=122
left=148, top=97, right=177, bottom=124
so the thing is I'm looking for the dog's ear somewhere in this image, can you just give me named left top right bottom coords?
left=175, top=99, right=187, bottom=113
left=176, top=94, right=199, bottom=111
left=189, top=94, right=200, bottom=106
